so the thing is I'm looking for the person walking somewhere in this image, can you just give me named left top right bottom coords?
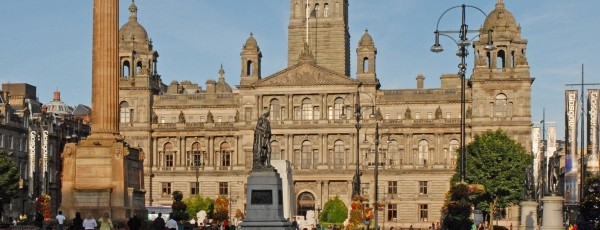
left=56, top=211, right=66, bottom=230
left=98, top=212, right=113, bottom=230
left=72, top=212, right=84, bottom=230
left=82, top=213, right=97, bottom=230
left=166, top=214, right=178, bottom=230
left=152, top=213, right=166, bottom=230
left=127, top=214, right=142, bottom=230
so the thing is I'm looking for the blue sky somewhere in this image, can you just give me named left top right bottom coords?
left=1, top=1, right=600, bottom=139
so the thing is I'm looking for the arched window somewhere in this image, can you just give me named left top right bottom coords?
left=418, top=140, right=428, bottom=165
left=270, top=99, right=281, bottom=120
left=297, top=192, right=315, bottom=217
left=190, top=142, right=203, bottom=167
left=324, top=3, right=329, bottom=18
left=246, top=60, right=253, bottom=76
left=301, top=140, right=312, bottom=169
left=119, top=101, right=131, bottom=123
left=302, top=98, right=313, bottom=120
left=333, top=97, right=344, bottom=120
left=494, top=94, right=508, bottom=117
left=496, top=50, right=506, bottom=68
left=511, top=51, right=516, bottom=68
left=136, top=61, right=143, bottom=74
left=388, top=140, right=399, bottom=166
left=448, top=139, right=459, bottom=165
left=164, top=142, right=174, bottom=167
left=271, top=140, right=281, bottom=160
left=486, top=52, right=492, bottom=68
left=122, top=61, right=130, bottom=78
left=363, top=57, right=369, bottom=73
left=220, top=142, right=231, bottom=167
left=334, top=140, right=345, bottom=168
left=314, top=4, right=320, bottom=18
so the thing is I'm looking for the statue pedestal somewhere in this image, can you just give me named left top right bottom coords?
left=239, top=169, right=294, bottom=230
left=540, top=195, right=564, bottom=230
left=519, top=200, right=538, bottom=230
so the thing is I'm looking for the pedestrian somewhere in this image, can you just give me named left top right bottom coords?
left=99, top=212, right=113, bottom=230
left=56, top=211, right=66, bottom=230
left=127, top=214, right=142, bottom=230
left=82, top=213, right=97, bottom=230
left=71, top=212, right=83, bottom=230
left=166, top=214, right=178, bottom=230
left=34, top=212, right=44, bottom=230
left=152, top=213, right=166, bottom=230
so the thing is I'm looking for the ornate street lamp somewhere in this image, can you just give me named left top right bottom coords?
left=431, top=4, right=495, bottom=182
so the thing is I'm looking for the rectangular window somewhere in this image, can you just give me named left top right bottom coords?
left=165, top=153, right=174, bottom=167
left=419, top=204, right=428, bottom=222
left=162, top=182, right=172, bottom=196
left=388, top=181, right=398, bottom=194
left=361, top=183, right=369, bottom=196
left=446, top=112, right=451, bottom=119
left=397, top=113, right=402, bottom=120
left=219, top=182, right=229, bottom=195
left=312, top=149, right=319, bottom=165
left=294, top=107, right=301, bottom=120
left=217, top=116, right=222, bottom=122
left=171, top=117, right=176, bottom=123
left=190, top=182, right=199, bottom=195
left=427, top=112, right=432, bottom=119
left=387, top=204, right=397, bottom=221
left=9, top=135, right=14, bottom=149
left=385, top=113, right=390, bottom=120
left=313, top=107, right=320, bottom=120
left=419, top=181, right=428, bottom=195
left=415, top=112, right=420, bottom=119
left=245, top=107, right=253, bottom=121
left=160, top=117, right=165, bottom=123
left=0, top=134, right=4, bottom=147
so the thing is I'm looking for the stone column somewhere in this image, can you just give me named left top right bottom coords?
left=91, top=0, right=120, bottom=137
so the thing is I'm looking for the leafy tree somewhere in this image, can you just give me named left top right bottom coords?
left=213, top=196, right=229, bottom=223
left=319, top=196, right=348, bottom=224
left=452, top=130, right=532, bottom=230
left=0, top=152, right=19, bottom=220
left=170, top=191, right=189, bottom=221
left=442, top=183, right=474, bottom=230
left=576, top=175, right=600, bottom=229
left=184, top=195, right=214, bottom=221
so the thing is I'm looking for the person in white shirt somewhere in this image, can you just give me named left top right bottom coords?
left=56, top=211, right=66, bottom=230
left=165, top=215, right=178, bottom=230
left=82, top=213, right=97, bottom=230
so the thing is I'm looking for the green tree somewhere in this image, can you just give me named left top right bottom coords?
left=576, top=175, right=600, bottom=229
left=171, top=191, right=189, bottom=221
left=453, top=130, right=532, bottom=230
left=442, top=183, right=474, bottom=230
left=184, top=195, right=214, bottom=221
left=319, top=196, right=348, bottom=224
left=0, top=152, right=19, bottom=220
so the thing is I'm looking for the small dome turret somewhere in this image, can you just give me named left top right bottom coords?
left=216, top=65, right=233, bottom=93
left=119, top=0, right=150, bottom=50
left=482, top=0, right=521, bottom=40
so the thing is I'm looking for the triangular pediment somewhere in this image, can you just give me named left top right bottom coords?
left=251, top=62, right=360, bottom=87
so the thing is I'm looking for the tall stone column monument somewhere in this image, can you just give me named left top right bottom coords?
left=239, top=110, right=294, bottom=230
left=60, top=0, right=146, bottom=221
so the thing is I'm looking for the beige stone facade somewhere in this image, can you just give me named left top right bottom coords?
left=118, top=1, right=531, bottom=228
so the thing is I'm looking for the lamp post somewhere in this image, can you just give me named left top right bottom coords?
left=340, top=92, right=376, bottom=197
left=431, top=4, right=495, bottom=183
left=373, top=123, right=380, bottom=230
left=316, top=205, right=321, bottom=226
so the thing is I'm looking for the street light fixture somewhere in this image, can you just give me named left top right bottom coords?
left=340, top=92, right=376, bottom=197
left=431, top=4, right=495, bottom=183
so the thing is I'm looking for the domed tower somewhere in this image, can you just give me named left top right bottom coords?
left=287, top=0, right=350, bottom=76
left=239, top=33, right=262, bottom=86
left=119, top=0, right=159, bottom=79
left=356, top=29, right=379, bottom=87
left=470, top=0, right=532, bottom=149
left=216, top=65, right=233, bottom=94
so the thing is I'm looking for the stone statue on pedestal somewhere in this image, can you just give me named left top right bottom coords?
left=253, top=110, right=272, bottom=170
left=548, top=152, right=561, bottom=195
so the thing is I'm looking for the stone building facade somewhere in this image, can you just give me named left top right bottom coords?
left=118, top=1, right=531, bottom=228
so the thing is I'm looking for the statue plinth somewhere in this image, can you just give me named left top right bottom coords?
left=540, top=195, right=564, bottom=230
left=239, top=170, right=294, bottom=230
left=518, top=200, right=538, bottom=230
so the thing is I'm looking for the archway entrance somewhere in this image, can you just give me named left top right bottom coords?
left=297, top=192, right=315, bottom=217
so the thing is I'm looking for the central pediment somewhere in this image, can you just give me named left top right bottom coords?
left=251, top=62, right=360, bottom=87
